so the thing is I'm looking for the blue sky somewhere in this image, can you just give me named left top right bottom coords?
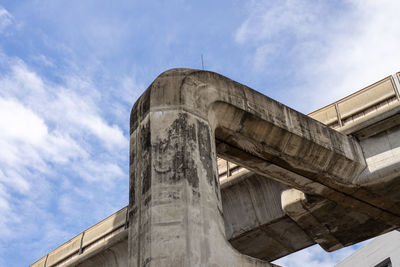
left=0, top=1, right=399, bottom=266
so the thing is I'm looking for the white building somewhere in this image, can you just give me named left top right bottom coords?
left=336, top=231, right=400, bottom=267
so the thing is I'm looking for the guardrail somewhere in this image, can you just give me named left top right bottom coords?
left=31, top=160, right=240, bottom=267
left=31, top=207, right=128, bottom=267
left=308, top=74, right=400, bottom=130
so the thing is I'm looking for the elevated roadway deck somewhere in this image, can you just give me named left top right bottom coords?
left=32, top=71, right=400, bottom=267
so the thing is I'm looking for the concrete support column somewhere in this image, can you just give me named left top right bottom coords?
left=129, top=109, right=272, bottom=267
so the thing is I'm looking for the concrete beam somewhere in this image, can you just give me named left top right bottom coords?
left=141, top=70, right=400, bottom=222
left=30, top=69, right=400, bottom=267
left=222, top=170, right=396, bottom=259
left=221, top=171, right=313, bottom=261
left=129, top=68, right=394, bottom=266
left=282, top=189, right=396, bottom=252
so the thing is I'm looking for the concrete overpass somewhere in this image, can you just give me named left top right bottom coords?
left=31, top=70, right=400, bottom=266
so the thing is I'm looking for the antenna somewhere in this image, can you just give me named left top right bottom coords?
left=201, top=54, right=204, bottom=70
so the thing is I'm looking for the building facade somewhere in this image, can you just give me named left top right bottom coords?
left=336, top=231, right=400, bottom=267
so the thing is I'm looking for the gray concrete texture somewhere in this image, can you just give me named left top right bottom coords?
left=31, top=69, right=400, bottom=266
left=128, top=69, right=400, bottom=266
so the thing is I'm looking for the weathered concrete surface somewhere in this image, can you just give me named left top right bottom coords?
left=356, top=124, right=400, bottom=203
left=282, top=189, right=396, bottom=252
left=308, top=74, right=400, bottom=216
left=31, top=69, right=400, bottom=267
left=221, top=167, right=396, bottom=259
left=134, top=70, right=364, bottom=199
left=129, top=108, right=275, bottom=266
left=220, top=170, right=314, bottom=260
left=76, top=239, right=128, bottom=267
left=30, top=166, right=399, bottom=266
left=128, top=68, right=400, bottom=266
left=129, top=68, right=374, bottom=266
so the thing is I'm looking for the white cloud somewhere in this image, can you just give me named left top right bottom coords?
left=235, top=1, right=323, bottom=44
left=74, top=159, right=124, bottom=185
left=235, top=0, right=330, bottom=70
left=0, top=95, right=88, bottom=241
left=11, top=61, right=45, bottom=93
left=236, top=1, right=391, bottom=264
left=0, top=59, right=45, bottom=101
left=0, top=58, right=128, bottom=150
left=0, top=182, right=11, bottom=211
left=312, top=0, right=400, bottom=101
left=0, top=7, right=13, bottom=33
left=0, top=98, right=47, bottom=145
left=0, top=97, right=85, bottom=169
left=273, top=242, right=369, bottom=267
left=0, top=169, right=30, bottom=193
left=49, top=89, right=127, bottom=150
left=235, top=0, right=400, bottom=111
left=0, top=53, right=130, bottom=261
left=31, top=54, right=55, bottom=67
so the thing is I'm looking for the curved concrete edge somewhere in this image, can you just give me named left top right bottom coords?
left=130, top=68, right=400, bottom=263
left=30, top=69, right=400, bottom=266
left=128, top=68, right=375, bottom=266
left=131, top=68, right=366, bottom=187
